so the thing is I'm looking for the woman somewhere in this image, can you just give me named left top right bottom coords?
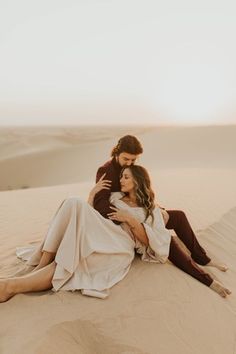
left=0, top=166, right=231, bottom=302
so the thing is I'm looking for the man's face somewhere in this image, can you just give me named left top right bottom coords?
left=116, top=152, right=139, bottom=167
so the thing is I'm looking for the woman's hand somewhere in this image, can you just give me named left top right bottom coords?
left=109, top=207, right=149, bottom=246
left=108, top=206, right=130, bottom=223
left=88, top=173, right=111, bottom=206
left=91, top=173, right=111, bottom=195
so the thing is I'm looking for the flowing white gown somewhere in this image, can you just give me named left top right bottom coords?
left=16, top=192, right=171, bottom=298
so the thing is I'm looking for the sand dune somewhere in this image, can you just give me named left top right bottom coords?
left=1, top=201, right=235, bottom=353
left=30, top=319, right=145, bottom=354
left=0, top=125, right=235, bottom=191
left=0, top=126, right=236, bottom=354
left=0, top=126, right=149, bottom=190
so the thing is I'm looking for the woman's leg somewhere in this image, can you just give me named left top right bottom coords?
left=33, top=251, right=56, bottom=272
left=168, top=237, right=231, bottom=297
left=0, top=261, right=56, bottom=302
left=31, top=197, right=78, bottom=271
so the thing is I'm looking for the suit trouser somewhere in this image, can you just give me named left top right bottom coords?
left=166, top=210, right=213, bottom=287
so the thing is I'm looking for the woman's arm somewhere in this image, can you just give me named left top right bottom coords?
left=155, top=203, right=169, bottom=226
left=160, top=209, right=169, bottom=225
left=126, top=215, right=149, bottom=246
left=108, top=207, right=149, bottom=246
left=87, top=173, right=111, bottom=206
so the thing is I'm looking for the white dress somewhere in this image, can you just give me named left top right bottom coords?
left=17, top=192, right=171, bottom=298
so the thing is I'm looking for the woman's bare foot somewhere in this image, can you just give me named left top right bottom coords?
left=207, top=261, right=228, bottom=272
left=0, top=280, right=15, bottom=302
left=210, top=280, right=231, bottom=298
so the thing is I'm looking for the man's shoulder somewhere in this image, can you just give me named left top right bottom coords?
left=97, top=158, right=115, bottom=172
left=100, top=159, right=113, bottom=168
left=96, top=157, right=121, bottom=184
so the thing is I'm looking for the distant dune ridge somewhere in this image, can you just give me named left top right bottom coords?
left=0, top=125, right=236, bottom=354
left=0, top=125, right=149, bottom=190
left=0, top=125, right=235, bottom=191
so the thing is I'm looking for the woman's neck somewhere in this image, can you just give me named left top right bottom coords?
left=127, top=192, right=136, bottom=202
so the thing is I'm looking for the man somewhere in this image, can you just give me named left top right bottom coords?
left=93, top=135, right=211, bottom=265
left=94, top=135, right=143, bottom=221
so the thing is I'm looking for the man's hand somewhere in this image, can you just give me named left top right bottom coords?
left=88, top=173, right=111, bottom=206
left=91, top=173, right=111, bottom=195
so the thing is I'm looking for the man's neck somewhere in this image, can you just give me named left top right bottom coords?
left=112, top=156, right=122, bottom=170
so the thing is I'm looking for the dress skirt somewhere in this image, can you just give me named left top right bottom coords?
left=17, top=197, right=135, bottom=298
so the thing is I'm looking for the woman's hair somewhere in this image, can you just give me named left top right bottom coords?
left=121, top=165, right=155, bottom=223
left=111, top=135, right=143, bottom=157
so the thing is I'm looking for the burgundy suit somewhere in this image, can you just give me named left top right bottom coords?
left=94, top=158, right=213, bottom=287
left=94, top=157, right=122, bottom=220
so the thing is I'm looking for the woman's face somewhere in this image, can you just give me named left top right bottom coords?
left=120, top=168, right=135, bottom=193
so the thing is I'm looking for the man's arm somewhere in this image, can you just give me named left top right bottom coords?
left=87, top=173, right=111, bottom=206
left=93, top=167, right=116, bottom=219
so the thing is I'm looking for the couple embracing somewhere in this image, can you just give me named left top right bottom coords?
left=0, top=135, right=231, bottom=302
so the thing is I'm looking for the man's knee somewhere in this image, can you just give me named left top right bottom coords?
left=176, top=210, right=186, bottom=219
left=168, top=209, right=186, bottom=220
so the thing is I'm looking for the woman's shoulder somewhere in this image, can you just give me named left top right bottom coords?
left=110, top=192, right=125, bottom=203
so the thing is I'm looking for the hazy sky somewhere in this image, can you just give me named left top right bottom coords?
left=0, top=0, right=236, bottom=126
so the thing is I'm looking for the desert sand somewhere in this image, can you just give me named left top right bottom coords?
left=0, top=125, right=236, bottom=354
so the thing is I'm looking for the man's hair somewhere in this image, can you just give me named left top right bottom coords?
left=111, top=135, right=143, bottom=157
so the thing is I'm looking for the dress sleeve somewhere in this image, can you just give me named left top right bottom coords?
left=135, top=207, right=172, bottom=263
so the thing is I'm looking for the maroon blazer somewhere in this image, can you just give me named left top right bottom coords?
left=93, top=157, right=122, bottom=221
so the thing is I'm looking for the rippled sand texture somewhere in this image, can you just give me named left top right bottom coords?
left=0, top=125, right=236, bottom=354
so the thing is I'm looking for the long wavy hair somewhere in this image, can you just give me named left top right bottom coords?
left=121, top=165, right=155, bottom=223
